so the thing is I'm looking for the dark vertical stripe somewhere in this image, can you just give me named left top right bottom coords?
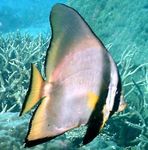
left=110, top=72, right=122, bottom=117
left=83, top=88, right=108, bottom=145
left=83, top=50, right=110, bottom=145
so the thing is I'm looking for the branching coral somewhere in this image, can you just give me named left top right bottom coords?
left=0, top=31, right=49, bottom=112
left=0, top=30, right=147, bottom=149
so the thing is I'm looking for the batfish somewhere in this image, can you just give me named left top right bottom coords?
left=20, top=3, right=126, bottom=147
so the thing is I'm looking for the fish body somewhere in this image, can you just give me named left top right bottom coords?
left=20, top=3, right=126, bottom=147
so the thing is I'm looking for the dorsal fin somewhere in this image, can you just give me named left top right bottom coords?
left=45, top=3, right=103, bottom=81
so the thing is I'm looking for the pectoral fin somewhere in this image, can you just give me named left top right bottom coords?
left=20, top=64, right=44, bottom=116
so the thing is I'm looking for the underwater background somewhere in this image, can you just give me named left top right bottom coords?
left=0, top=0, right=148, bottom=149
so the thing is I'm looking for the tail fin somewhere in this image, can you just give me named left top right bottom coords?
left=20, top=64, right=44, bottom=116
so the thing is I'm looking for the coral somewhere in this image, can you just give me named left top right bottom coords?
left=0, top=31, right=49, bottom=112
left=0, top=32, right=148, bottom=149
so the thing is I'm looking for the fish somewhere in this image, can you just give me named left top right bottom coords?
left=19, top=3, right=127, bottom=147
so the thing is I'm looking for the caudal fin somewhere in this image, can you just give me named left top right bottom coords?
left=20, top=64, right=44, bottom=116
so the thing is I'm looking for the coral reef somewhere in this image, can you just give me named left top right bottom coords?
left=0, top=31, right=147, bottom=149
left=0, top=32, right=49, bottom=112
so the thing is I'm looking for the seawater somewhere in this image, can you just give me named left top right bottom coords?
left=0, top=0, right=147, bottom=149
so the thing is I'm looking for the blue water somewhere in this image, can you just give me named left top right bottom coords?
left=0, top=0, right=66, bottom=35
left=0, top=0, right=148, bottom=150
